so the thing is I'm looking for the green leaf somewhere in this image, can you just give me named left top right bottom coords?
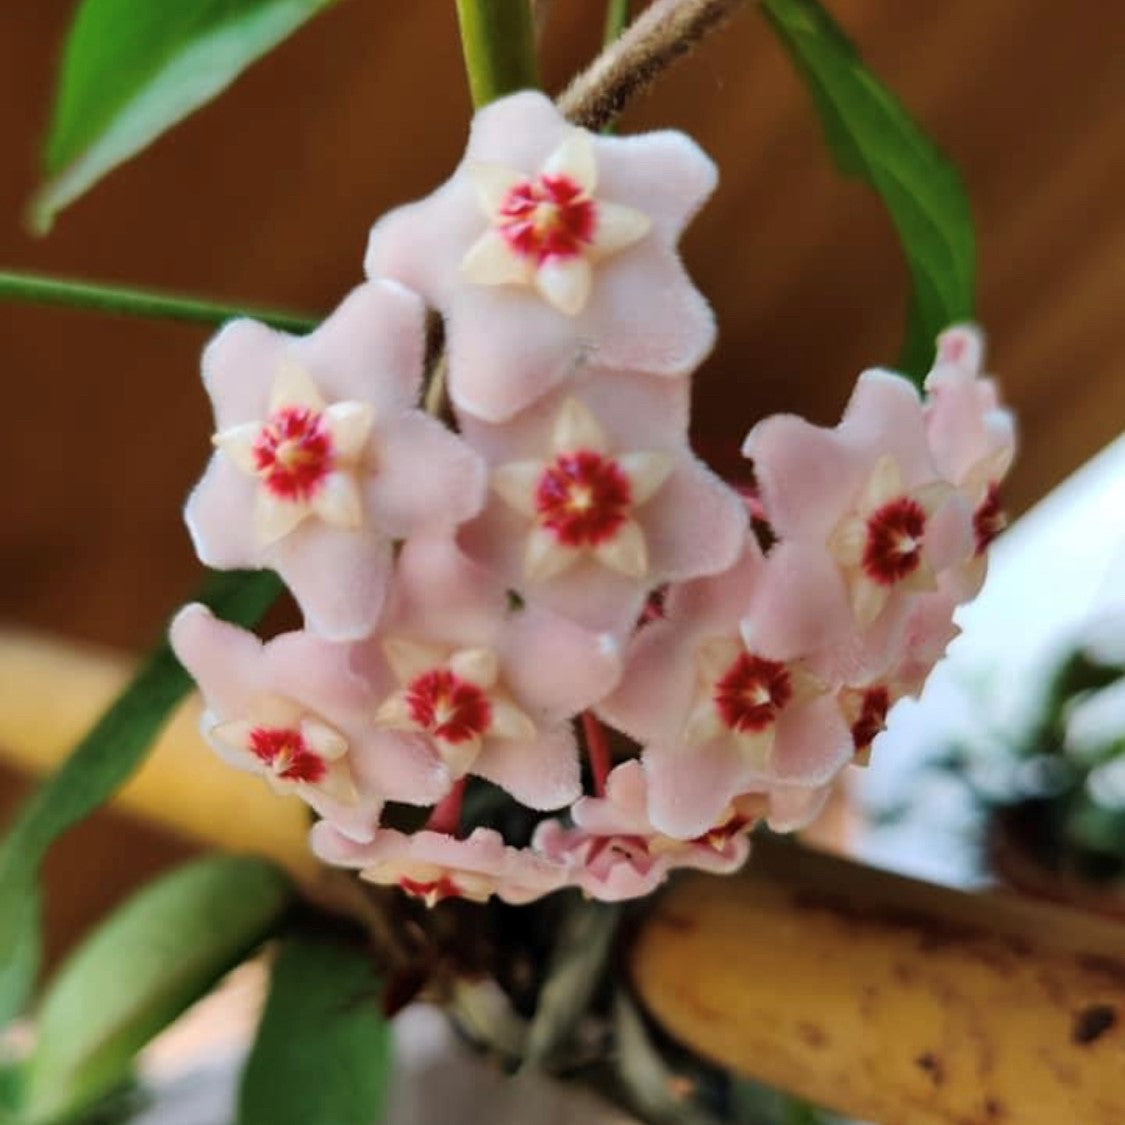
left=762, top=0, right=975, bottom=381
left=32, top=0, right=336, bottom=231
left=0, top=569, right=281, bottom=1027
left=237, top=933, right=391, bottom=1125
left=24, top=856, right=292, bottom=1125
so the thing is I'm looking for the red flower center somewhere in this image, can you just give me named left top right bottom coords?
left=252, top=406, right=334, bottom=501
left=714, top=653, right=793, bottom=733
left=535, top=450, right=632, bottom=547
left=850, top=686, right=891, bottom=753
left=497, top=174, right=596, bottom=265
left=973, top=483, right=1006, bottom=555
left=862, top=497, right=927, bottom=585
left=398, top=874, right=462, bottom=905
left=248, top=726, right=327, bottom=784
left=405, top=669, right=492, bottom=744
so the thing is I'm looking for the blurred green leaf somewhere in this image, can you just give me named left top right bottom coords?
left=237, top=932, right=391, bottom=1125
left=0, top=569, right=281, bottom=1027
left=762, top=0, right=975, bottom=381
left=24, top=856, right=292, bottom=1125
left=32, top=0, right=336, bottom=231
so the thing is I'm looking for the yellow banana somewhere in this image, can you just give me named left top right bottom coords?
left=631, top=836, right=1125, bottom=1124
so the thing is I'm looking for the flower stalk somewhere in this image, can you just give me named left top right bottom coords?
left=455, top=0, right=541, bottom=109
left=0, top=268, right=317, bottom=332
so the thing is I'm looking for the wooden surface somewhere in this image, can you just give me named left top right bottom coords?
left=0, top=2, right=1122, bottom=957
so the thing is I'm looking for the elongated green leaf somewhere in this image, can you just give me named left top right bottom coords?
left=238, top=933, right=390, bottom=1125
left=0, top=569, right=281, bottom=1026
left=24, top=856, right=291, bottom=1125
left=762, top=0, right=975, bottom=381
left=32, top=0, right=336, bottom=231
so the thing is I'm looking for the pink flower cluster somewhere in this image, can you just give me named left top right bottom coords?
left=172, top=93, right=1015, bottom=906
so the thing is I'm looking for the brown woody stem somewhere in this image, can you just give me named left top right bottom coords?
left=557, top=0, right=747, bottom=131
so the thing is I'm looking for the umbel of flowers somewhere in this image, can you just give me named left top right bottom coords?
left=173, top=92, right=1015, bottom=906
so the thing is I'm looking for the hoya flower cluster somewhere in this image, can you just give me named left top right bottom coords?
left=172, top=92, right=1015, bottom=906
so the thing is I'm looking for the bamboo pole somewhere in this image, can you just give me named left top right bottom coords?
left=631, top=836, right=1125, bottom=1124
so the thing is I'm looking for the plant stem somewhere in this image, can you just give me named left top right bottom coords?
left=0, top=269, right=318, bottom=333
left=455, top=0, right=540, bottom=109
left=581, top=711, right=612, bottom=797
left=426, top=779, right=467, bottom=836
left=558, top=0, right=746, bottom=131
left=603, top=0, right=630, bottom=46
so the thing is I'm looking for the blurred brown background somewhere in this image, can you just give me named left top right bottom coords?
left=0, top=0, right=1122, bottom=959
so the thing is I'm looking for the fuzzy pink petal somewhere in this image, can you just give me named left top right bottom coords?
left=639, top=457, right=747, bottom=582
left=571, top=760, right=652, bottom=835
left=924, top=493, right=974, bottom=571
left=596, top=619, right=695, bottom=746
left=643, top=740, right=748, bottom=840
left=839, top=370, right=934, bottom=486
left=184, top=456, right=259, bottom=568
left=272, top=524, right=393, bottom=641
left=291, top=281, right=427, bottom=413
left=466, top=90, right=570, bottom=167
left=581, top=241, right=715, bottom=377
left=501, top=603, right=622, bottom=720
left=755, top=697, right=853, bottom=788
left=593, top=130, right=717, bottom=243
left=201, top=318, right=287, bottom=428
left=472, top=725, right=581, bottom=810
left=762, top=783, right=833, bottom=832
left=170, top=604, right=264, bottom=716
left=664, top=539, right=766, bottom=626
left=742, top=542, right=853, bottom=662
left=366, top=412, right=485, bottom=538
left=742, top=414, right=862, bottom=537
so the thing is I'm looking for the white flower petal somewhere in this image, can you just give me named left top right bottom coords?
left=212, top=422, right=262, bottom=476
left=534, top=256, right=592, bottom=316
left=593, top=518, right=648, bottom=578
left=590, top=201, right=650, bottom=257
left=461, top=230, right=533, bottom=286
left=541, top=131, right=597, bottom=193
left=492, top=461, right=544, bottom=517
left=732, top=728, right=775, bottom=769
left=829, top=516, right=867, bottom=567
left=311, top=764, right=359, bottom=806
left=850, top=578, right=889, bottom=628
left=310, top=471, right=364, bottom=529
left=696, top=636, right=743, bottom=685
left=449, top=647, right=499, bottom=690
left=467, top=160, right=526, bottom=215
left=269, top=358, right=325, bottom=412
left=618, top=451, right=674, bottom=505
left=524, top=526, right=579, bottom=583
left=323, top=401, right=375, bottom=462
left=552, top=397, right=608, bottom=455
left=683, top=700, right=724, bottom=748
left=254, top=491, right=309, bottom=545
left=439, top=736, right=482, bottom=779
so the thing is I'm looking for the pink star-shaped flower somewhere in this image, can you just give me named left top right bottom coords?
left=924, top=324, right=1017, bottom=597
left=311, top=823, right=567, bottom=906
left=532, top=761, right=754, bottom=901
left=185, top=280, right=486, bottom=640
left=370, top=536, right=622, bottom=810
left=365, top=91, right=717, bottom=422
left=741, top=369, right=974, bottom=680
left=170, top=604, right=450, bottom=842
left=598, top=543, right=854, bottom=838
left=456, top=369, right=746, bottom=635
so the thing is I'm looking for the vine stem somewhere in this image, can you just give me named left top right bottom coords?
left=0, top=269, right=317, bottom=333
left=455, top=0, right=540, bottom=109
left=581, top=711, right=612, bottom=798
left=558, top=0, right=747, bottom=131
